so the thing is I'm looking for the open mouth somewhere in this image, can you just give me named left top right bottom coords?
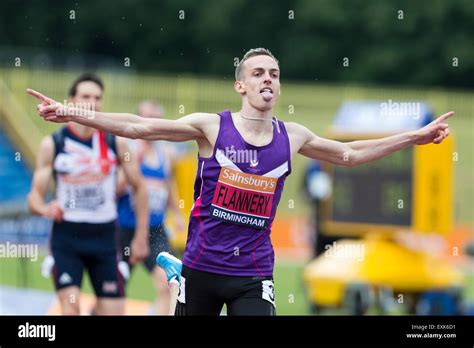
left=260, top=87, right=273, bottom=101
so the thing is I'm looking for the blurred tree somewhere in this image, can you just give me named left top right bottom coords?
left=0, top=0, right=472, bottom=87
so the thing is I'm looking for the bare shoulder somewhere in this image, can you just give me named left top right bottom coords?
left=177, top=112, right=219, bottom=123
left=39, top=135, right=54, bottom=157
left=284, top=121, right=312, bottom=138
left=40, top=134, right=54, bottom=149
left=179, top=113, right=221, bottom=156
left=283, top=122, right=318, bottom=157
left=180, top=112, right=221, bottom=139
left=35, top=135, right=54, bottom=167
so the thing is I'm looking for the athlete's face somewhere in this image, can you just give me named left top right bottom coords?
left=69, top=81, right=103, bottom=112
left=234, top=55, right=280, bottom=111
left=139, top=103, right=162, bottom=119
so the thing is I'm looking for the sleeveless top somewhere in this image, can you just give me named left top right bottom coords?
left=52, top=125, right=118, bottom=224
left=117, top=141, right=171, bottom=228
left=182, top=110, right=291, bottom=276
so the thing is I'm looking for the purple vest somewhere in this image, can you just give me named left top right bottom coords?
left=182, top=110, right=291, bottom=276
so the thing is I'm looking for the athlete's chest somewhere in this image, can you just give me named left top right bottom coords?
left=206, top=149, right=289, bottom=229
left=54, top=136, right=117, bottom=178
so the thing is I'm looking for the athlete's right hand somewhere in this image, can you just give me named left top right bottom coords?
left=42, top=201, right=64, bottom=222
left=26, top=89, right=69, bottom=123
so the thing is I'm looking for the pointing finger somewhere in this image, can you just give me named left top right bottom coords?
left=26, top=88, right=54, bottom=104
left=436, top=111, right=455, bottom=123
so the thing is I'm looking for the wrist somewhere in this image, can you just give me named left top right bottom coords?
left=408, top=130, right=421, bottom=145
left=62, top=106, right=94, bottom=121
left=54, top=104, right=73, bottom=121
left=134, top=227, right=149, bottom=239
left=37, top=203, right=50, bottom=217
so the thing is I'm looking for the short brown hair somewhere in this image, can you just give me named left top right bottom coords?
left=68, top=73, right=104, bottom=97
left=235, top=48, right=279, bottom=80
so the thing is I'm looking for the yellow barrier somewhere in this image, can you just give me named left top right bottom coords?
left=0, top=78, right=43, bottom=168
left=167, top=153, right=197, bottom=252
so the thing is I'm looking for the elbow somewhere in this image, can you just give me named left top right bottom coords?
left=347, top=149, right=369, bottom=167
left=135, top=181, right=149, bottom=208
left=128, top=132, right=139, bottom=140
left=340, top=160, right=356, bottom=167
left=27, top=192, right=39, bottom=215
left=126, top=121, right=155, bottom=140
left=124, top=116, right=146, bottom=139
left=347, top=151, right=362, bottom=167
left=116, top=184, right=126, bottom=197
left=125, top=124, right=139, bottom=139
left=339, top=149, right=359, bottom=167
left=27, top=193, right=34, bottom=213
left=345, top=158, right=358, bottom=167
left=133, top=177, right=147, bottom=195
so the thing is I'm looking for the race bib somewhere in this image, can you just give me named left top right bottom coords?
left=129, top=179, right=169, bottom=214
left=146, top=179, right=169, bottom=213
left=64, top=183, right=106, bottom=210
left=210, top=167, right=277, bottom=229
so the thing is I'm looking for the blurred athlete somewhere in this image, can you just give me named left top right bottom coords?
left=302, top=160, right=333, bottom=257
left=27, top=48, right=453, bottom=315
left=28, top=73, right=149, bottom=315
left=117, top=100, right=185, bottom=315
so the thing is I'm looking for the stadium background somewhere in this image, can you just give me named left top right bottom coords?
left=0, top=0, right=472, bottom=314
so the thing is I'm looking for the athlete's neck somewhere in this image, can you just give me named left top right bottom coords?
left=236, top=105, right=274, bottom=134
left=68, top=122, right=95, bottom=139
left=239, top=104, right=273, bottom=121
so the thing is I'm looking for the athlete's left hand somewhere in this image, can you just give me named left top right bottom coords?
left=130, top=235, right=149, bottom=265
left=414, top=111, right=454, bottom=145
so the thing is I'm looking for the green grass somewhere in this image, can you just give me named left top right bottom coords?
left=126, top=259, right=310, bottom=314
left=0, top=253, right=309, bottom=314
left=2, top=254, right=473, bottom=315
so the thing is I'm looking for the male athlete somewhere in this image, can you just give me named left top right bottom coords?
left=117, top=100, right=185, bottom=314
left=28, top=73, right=149, bottom=315
left=27, top=48, right=453, bottom=315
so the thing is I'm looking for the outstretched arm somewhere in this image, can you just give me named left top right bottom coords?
left=289, top=111, right=454, bottom=166
left=26, top=89, right=207, bottom=142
